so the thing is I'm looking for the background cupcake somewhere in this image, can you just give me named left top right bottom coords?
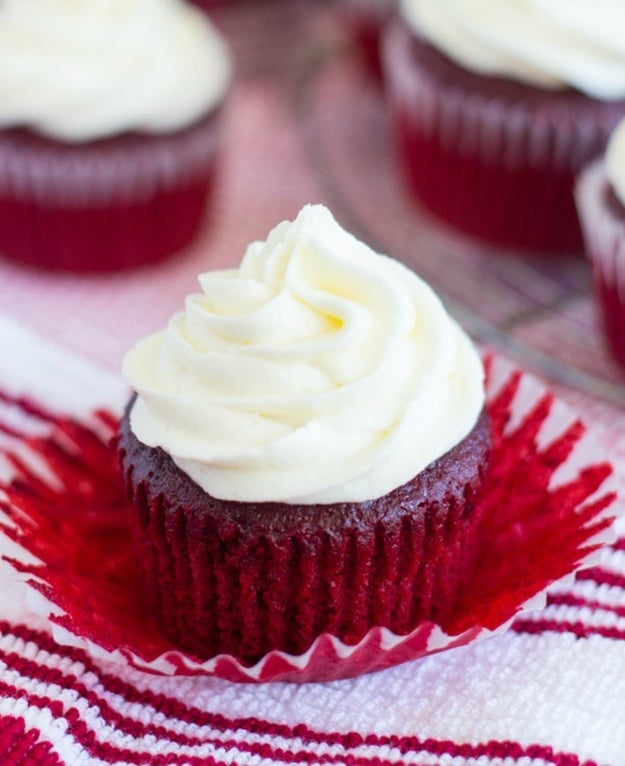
left=577, top=119, right=625, bottom=368
left=383, top=0, right=625, bottom=256
left=340, top=0, right=395, bottom=80
left=119, top=204, right=490, bottom=664
left=0, top=0, right=230, bottom=272
left=187, top=0, right=306, bottom=79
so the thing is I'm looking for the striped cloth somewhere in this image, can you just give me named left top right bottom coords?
left=1, top=317, right=625, bottom=766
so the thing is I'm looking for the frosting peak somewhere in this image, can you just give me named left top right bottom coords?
left=401, top=0, right=625, bottom=100
left=123, top=205, right=485, bottom=504
left=0, top=0, right=231, bottom=142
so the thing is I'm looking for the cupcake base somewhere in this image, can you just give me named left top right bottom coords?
left=383, top=21, right=625, bottom=256
left=576, top=160, right=625, bottom=368
left=0, top=112, right=221, bottom=272
left=118, top=408, right=491, bottom=665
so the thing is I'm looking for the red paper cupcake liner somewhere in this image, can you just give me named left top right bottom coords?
left=119, top=419, right=488, bottom=665
left=0, top=112, right=221, bottom=273
left=576, top=160, right=625, bottom=368
left=340, top=0, right=395, bottom=81
left=382, top=20, right=624, bottom=256
left=0, top=354, right=617, bottom=682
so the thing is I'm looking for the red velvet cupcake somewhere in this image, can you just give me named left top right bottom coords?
left=118, top=406, right=490, bottom=663
left=0, top=0, right=230, bottom=272
left=383, top=1, right=625, bottom=257
left=187, top=0, right=306, bottom=80
left=340, top=0, right=395, bottom=80
left=119, top=204, right=490, bottom=665
left=576, top=119, right=625, bottom=368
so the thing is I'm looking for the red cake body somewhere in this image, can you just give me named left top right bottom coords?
left=119, top=405, right=491, bottom=665
left=383, top=20, right=625, bottom=256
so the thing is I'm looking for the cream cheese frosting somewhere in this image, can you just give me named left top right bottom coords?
left=606, top=119, right=625, bottom=207
left=123, top=205, right=485, bottom=504
left=0, top=0, right=231, bottom=142
left=401, top=0, right=625, bottom=100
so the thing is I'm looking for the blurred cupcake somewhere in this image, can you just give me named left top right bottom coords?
left=188, top=0, right=306, bottom=79
left=341, top=0, right=395, bottom=80
left=383, top=1, right=625, bottom=256
left=118, top=204, right=491, bottom=664
left=0, top=0, right=230, bottom=272
left=577, top=119, right=625, bottom=367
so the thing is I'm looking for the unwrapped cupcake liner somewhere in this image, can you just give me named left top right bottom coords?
left=382, top=20, right=622, bottom=256
left=0, top=112, right=220, bottom=272
left=0, top=353, right=618, bottom=683
left=576, top=159, right=625, bottom=367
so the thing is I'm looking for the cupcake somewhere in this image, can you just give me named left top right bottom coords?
left=119, top=204, right=491, bottom=664
left=340, top=0, right=396, bottom=80
left=0, top=0, right=230, bottom=272
left=383, top=1, right=625, bottom=256
left=576, top=119, right=625, bottom=367
left=188, top=0, right=306, bottom=80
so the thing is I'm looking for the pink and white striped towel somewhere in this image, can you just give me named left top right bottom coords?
left=1, top=315, right=625, bottom=766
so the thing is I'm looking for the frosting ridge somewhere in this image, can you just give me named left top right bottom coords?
left=0, top=0, right=230, bottom=141
left=401, top=0, right=625, bottom=100
left=123, top=205, right=485, bottom=504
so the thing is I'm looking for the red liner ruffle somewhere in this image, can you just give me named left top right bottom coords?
left=0, top=356, right=617, bottom=683
left=0, top=113, right=220, bottom=273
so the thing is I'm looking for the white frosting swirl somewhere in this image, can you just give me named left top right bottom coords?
left=0, top=0, right=230, bottom=142
left=123, top=205, right=485, bottom=504
left=606, top=119, right=625, bottom=206
left=401, top=0, right=625, bottom=100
